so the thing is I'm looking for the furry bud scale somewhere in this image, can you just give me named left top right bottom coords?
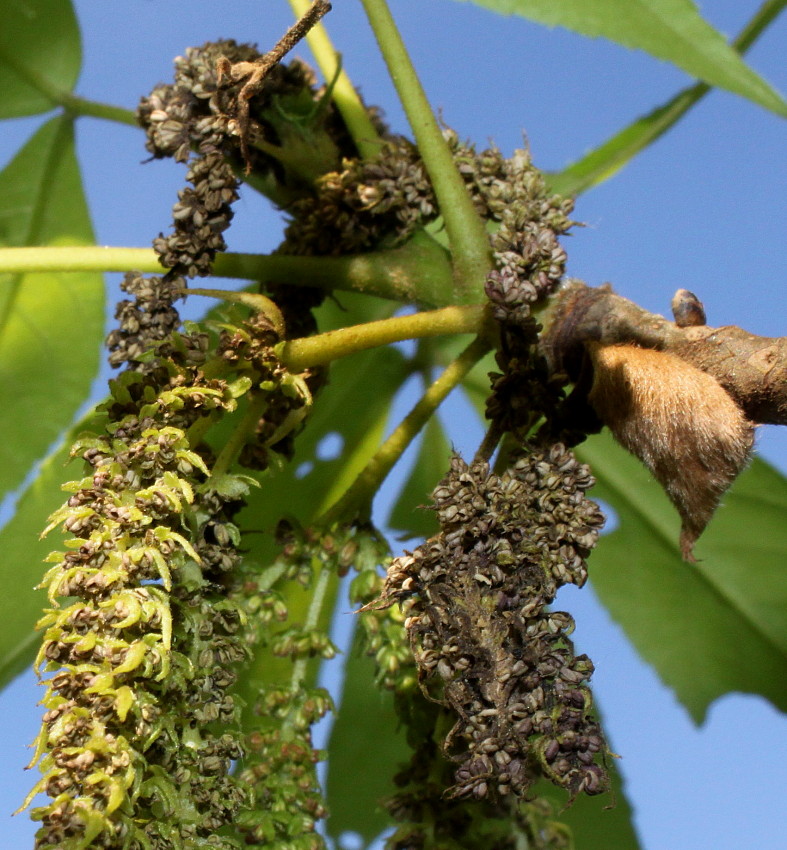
left=587, top=343, right=754, bottom=560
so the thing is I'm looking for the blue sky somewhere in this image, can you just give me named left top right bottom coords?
left=1, top=1, right=785, bottom=847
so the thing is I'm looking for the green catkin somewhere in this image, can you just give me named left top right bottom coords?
left=30, top=330, right=253, bottom=849
left=234, top=521, right=344, bottom=849
left=29, top=296, right=318, bottom=848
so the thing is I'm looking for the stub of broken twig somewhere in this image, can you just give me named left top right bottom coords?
left=217, top=0, right=332, bottom=171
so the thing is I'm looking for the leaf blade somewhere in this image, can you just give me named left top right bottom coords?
left=0, top=0, right=81, bottom=118
left=0, top=115, right=105, bottom=510
left=578, top=431, right=787, bottom=722
left=326, top=629, right=406, bottom=843
left=548, top=0, right=786, bottom=195
left=387, top=413, right=451, bottom=539
left=453, top=0, right=787, bottom=117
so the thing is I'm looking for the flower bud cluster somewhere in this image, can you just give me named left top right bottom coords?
left=483, top=296, right=566, bottom=442
left=447, top=137, right=575, bottom=306
left=217, top=311, right=320, bottom=469
left=137, top=40, right=360, bottom=202
left=138, top=41, right=315, bottom=165
left=282, top=137, right=437, bottom=255
left=28, top=289, right=320, bottom=847
left=235, top=686, right=332, bottom=850
left=382, top=696, right=571, bottom=850
left=483, top=194, right=572, bottom=442
left=139, top=40, right=574, bottom=308
left=281, top=134, right=574, bottom=265
left=349, top=528, right=417, bottom=693
left=29, top=332, right=259, bottom=848
left=153, top=149, right=239, bottom=279
left=377, top=443, right=608, bottom=806
left=138, top=44, right=252, bottom=282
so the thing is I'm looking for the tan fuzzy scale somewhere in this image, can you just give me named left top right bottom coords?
left=587, top=343, right=754, bottom=561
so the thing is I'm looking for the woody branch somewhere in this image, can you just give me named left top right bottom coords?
left=542, top=280, right=787, bottom=426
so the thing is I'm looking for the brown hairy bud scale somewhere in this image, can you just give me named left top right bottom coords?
left=587, top=343, right=754, bottom=560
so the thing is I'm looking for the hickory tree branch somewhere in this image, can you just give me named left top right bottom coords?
left=6, top=0, right=786, bottom=848
left=543, top=280, right=787, bottom=427
left=3, top=243, right=781, bottom=427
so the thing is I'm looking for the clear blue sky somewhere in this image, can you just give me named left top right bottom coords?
left=1, top=1, right=785, bottom=847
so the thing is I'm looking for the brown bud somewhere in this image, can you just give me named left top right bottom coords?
left=587, top=343, right=754, bottom=560
left=671, top=289, right=706, bottom=327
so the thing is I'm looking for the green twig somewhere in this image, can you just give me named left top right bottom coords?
left=319, top=334, right=492, bottom=525
left=358, top=0, right=492, bottom=300
left=0, top=236, right=454, bottom=306
left=287, top=0, right=383, bottom=158
left=0, top=48, right=138, bottom=127
left=59, top=94, right=138, bottom=126
left=277, top=304, right=490, bottom=371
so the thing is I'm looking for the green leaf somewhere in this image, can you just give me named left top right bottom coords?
left=578, top=431, right=787, bottom=723
left=548, top=0, right=786, bottom=195
left=0, top=115, right=105, bottom=508
left=0, top=0, right=81, bottom=118
left=387, top=413, right=451, bottom=539
left=326, top=628, right=407, bottom=844
left=327, top=625, right=641, bottom=847
left=0, top=408, right=104, bottom=691
left=454, top=0, right=787, bottom=118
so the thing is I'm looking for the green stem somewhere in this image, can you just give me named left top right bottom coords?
left=277, top=304, right=490, bottom=371
left=358, top=0, right=492, bottom=299
left=287, top=0, right=383, bottom=158
left=319, top=334, right=491, bottom=524
left=0, top=234, right=455, bottom=306
left=0, top=47, right=137, bottom=127
left=59, top=93, right=138, bottom=126
left=210, top=392, right=270, bottom=479
left=285, top=564, right=333, bottom=714
left=734, top=0, right=787, bottom=51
